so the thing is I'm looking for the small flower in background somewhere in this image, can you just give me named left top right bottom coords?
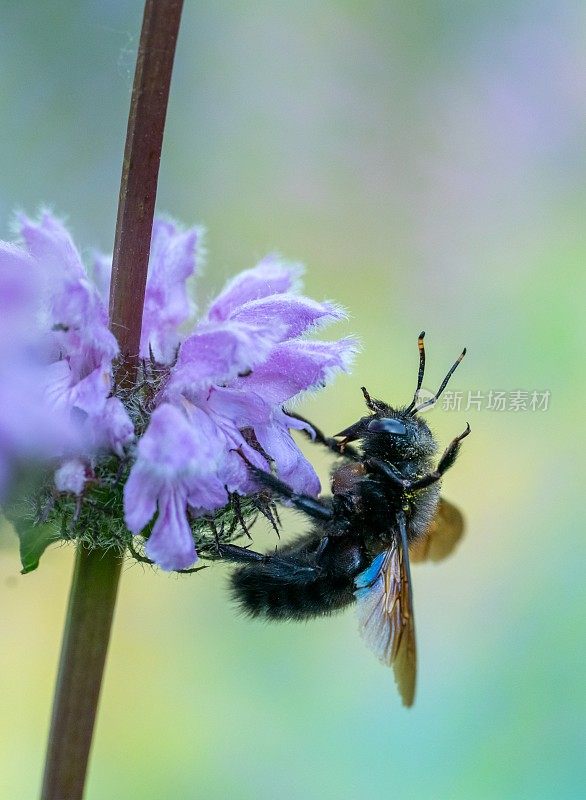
left=0, top=210, right=357, bottom=572
left=0, top=233, right=76, bottom=495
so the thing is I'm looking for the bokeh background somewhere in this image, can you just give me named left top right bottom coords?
left=1, top=1, right=585, bottom=798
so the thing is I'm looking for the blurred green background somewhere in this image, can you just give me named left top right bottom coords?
left=1, top=2, right=585, bottom=798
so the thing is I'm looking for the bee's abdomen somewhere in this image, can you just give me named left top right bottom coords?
left=230, top=563, right=355, bottom=621
left=230, top=530, right=364, bottom=621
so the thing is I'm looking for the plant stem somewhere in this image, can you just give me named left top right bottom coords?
left=41, top=1, right=184, bottom=798
left=109, top=0, right=185, bottom=383
left=40, top=547, right=123, bottom=800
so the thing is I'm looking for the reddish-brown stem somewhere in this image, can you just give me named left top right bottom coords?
left=109, top=0, right=184, bottom=380
left=41, top=2, right=184, bottom=798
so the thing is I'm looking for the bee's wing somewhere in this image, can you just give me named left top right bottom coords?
left=354, top=526, right=417, bottom=706
left=409, top=498, right=465, bottom=563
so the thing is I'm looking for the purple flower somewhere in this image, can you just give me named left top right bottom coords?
left=17, top=212, right=133, bottom=463
left=93, top=217, right=202, bottom=364
left=126, top=255, right=357, bottom=570
left=0, top=211, right=202, bottom=500
left=1, top=208, right=358, bottom=574
left=0, top=234, right=75, bottom=494
left=0, top=211, right=136, bottom=498
left=140, top=219, right=202, bottom=364
left=124, top=404, right=227, bottom=570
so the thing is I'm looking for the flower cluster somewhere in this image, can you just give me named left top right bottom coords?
left=0, top=211, right=357, bottom=571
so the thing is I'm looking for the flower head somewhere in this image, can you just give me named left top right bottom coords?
left=121, top=254, right=357, bottom=570
left=0, top=210, right=357, bottom=574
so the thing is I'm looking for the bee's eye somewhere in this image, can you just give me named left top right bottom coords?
left=367, top=418, right=407, bottom=436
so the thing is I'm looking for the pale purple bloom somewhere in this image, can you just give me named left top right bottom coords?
left=19, top=212, right=118, bottom=369
left=140, top=219, right=201, bottom=363
left=253, top=406, right=322, bottom=496
left=124, top=403, right=226, bottom=570
left=17, top=212, right=133, bottom=461
left=0, top=234, right=75, bottom=493
left=94, top=397, right=135, bottom=457
left=0, top=211, right=135, bottom=498
left=126, top=255, right=357, bottom=570
left=225, top=294, right=345, bottom=339
left=0, top=210, right=202, bottom=499
left=93, top=218, right=202, bottom=364
left=0, top=208, right=357, bottom=574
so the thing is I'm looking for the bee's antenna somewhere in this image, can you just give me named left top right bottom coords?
left=411, top=346, right=466, bottom=415
left=361, top=386, right=376, bottom=411
left=361, top=386, right=386, bottom=414
left=405, top=331, right=426, bottom=413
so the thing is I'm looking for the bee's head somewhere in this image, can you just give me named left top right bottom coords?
left=335, top=332, right=466, bottom=461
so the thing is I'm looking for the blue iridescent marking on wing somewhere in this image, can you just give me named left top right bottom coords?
left=354, top=552, right=386, bottom=595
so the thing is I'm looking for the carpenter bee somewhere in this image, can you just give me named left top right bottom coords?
left=219, top=333, right=469, bottom=706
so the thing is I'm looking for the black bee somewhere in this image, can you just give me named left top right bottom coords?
left=219, top=333, right=469, bottom=706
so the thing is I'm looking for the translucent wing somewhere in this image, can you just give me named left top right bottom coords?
left=409, top=498, right=465, bottom=563
left=354, top=523, right=417, bottom=706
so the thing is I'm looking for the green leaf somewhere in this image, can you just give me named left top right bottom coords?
left=17, top=520, right=60, bottom=574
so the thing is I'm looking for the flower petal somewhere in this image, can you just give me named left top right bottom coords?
left=0, top=363, right=75, bottom=474
left=50, top=279, right=117, bottom=373
left=206, top=255, right=304, bottom=322
left=254, top=419, right=321, bottom=496
left=91, top=250, right=112, bottom=303
left=219, top=440, right=269, bottom=496
left=166, top=320, right=284, bottom=397
left=229, top=295, right=346, bottom=340
left=123, top=403, right=227, bottom=557
left=205, top=386, right=270, bottom=428
left=281, top=410, right=316, bottom=439
left=124, top=462, right=160, bottom=534
left=134, top=403, right=210, bottom=474
left=93, top=397, right=134, bottom=456
left=68, top=364, right=111, bottom=416
left=18, top=210, right=86, bottom=281
left=238, top=337, right=359, bottom=405
left=18, top=212, right=117, bottom=377
left=140, top=219, right=202, bottom=363
left=145, top=486, right=197, bottom=571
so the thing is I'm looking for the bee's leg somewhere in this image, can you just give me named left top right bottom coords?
left=212, top=542, right=266, bottom=562
left=250, top=494, right=281, bottom=537
left=235, top=447, right=333, bottom=521
left=406, top=424, right=471, bottom=491
left=364, top=457, right=408, bottom=489
left=229, top=492, right=253, bottom=539
left=286, top=411, right=361, bottom=460
left=214, top=542, right=317, bottom=576
left=247, top=465, right=334, bottom=521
